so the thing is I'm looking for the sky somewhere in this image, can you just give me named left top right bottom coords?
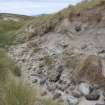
left=0, top=0, right=82, bottom=16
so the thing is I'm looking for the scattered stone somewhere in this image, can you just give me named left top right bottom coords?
left=56, top=80, right=71, bottom=92
left=75, top=25, right=81, bottom=32
left=48, top=65, right=63, bottom=82
left=40, top=77, right=47, bottom=85
left=32, top=79, right=38, bottom=83
left=72, top=90, right=82, bottom=98
left=67, top=96, right=79, bottom=105
left=81, top=44, right=87, bottom=49
left=98, top=49, right=105, bottom=54
left=85, top=90, right=100, bottom=101
left=53, top=92, right=61, bottom=100
left=46, top=81, right=57, bottom=92
left=79, top=83, right=91, bottom=96
left=103, top=91, right=105, bottom=97
left=41, top=91, right=47, bottom=96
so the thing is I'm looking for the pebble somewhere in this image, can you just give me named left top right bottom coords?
left=67, top=96, right=79, bottom=105
left=52, top=92, right=62, bottom=100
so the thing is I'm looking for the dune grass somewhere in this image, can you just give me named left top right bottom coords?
left=0, top=48, right=21, bottom=82
left=0, top=48, right=36, bottom=105
left=0, top=18, right=29, bottom=48
left=0, top=0, right=104, bottom=44
left=2, top=79, right=36, bottom=105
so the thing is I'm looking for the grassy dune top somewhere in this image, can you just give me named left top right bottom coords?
left=0, top=0, right=104, bottom=46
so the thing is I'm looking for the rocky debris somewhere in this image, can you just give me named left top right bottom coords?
left=67, top=96, right=79, bottom=105
left=8, top=4, right=105, bottom=104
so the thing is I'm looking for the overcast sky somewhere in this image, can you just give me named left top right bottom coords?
left=0, top=0, right=82, bottom=16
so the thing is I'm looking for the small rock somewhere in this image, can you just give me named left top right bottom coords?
left=48, top=65, right=63, bottom=82
left=67, top=96, right=79, bottom=105
left=79, top=83, right=91, bottom=96
left=53, top=92, right=61, bottom=100
left=40, top=77, right=47, bottom=85
left=41, top=91, right=47, bottom=96
left=75, top=25, right=81, bottom=32
left=85, top=90, right=100, bottom=101
left=72, top=90, right=82, bottom=98
left=81, top=44, right=87, bottom=49
left=98, top=49, right=105, bottom=54
left=103, top=91, right=105, bottom=97
left=46, top=81, right=57, bottom=92
left=32, top=79, right=38, bottom=83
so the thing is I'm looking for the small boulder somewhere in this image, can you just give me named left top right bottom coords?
left=75, top=25, right=81, bottom=32
left=72, top=90, right=82, bottom=98
left=48, top=65, right=63, bottom=82
left=79, top=83, right=91, bottom=96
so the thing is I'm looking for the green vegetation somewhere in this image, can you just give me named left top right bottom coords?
left=0, top=20, right=22, bottom=47
left=0, top=16, right=30, bottom=48
left=0, top=48, right=21, bottom=82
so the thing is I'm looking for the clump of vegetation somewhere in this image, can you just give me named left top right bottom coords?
left=2, top=80, right=36, bottom=105
left=72, top=55, right=105, bottom=88
left=63, top=54, right=81, bottom=70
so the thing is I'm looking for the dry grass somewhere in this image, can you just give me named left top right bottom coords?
left=2, top=79, right=36, bottom=105
left=72, top=55, right=105, bottom=88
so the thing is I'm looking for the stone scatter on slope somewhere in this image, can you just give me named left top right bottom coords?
left=8, top=17, right=105, bottom=105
